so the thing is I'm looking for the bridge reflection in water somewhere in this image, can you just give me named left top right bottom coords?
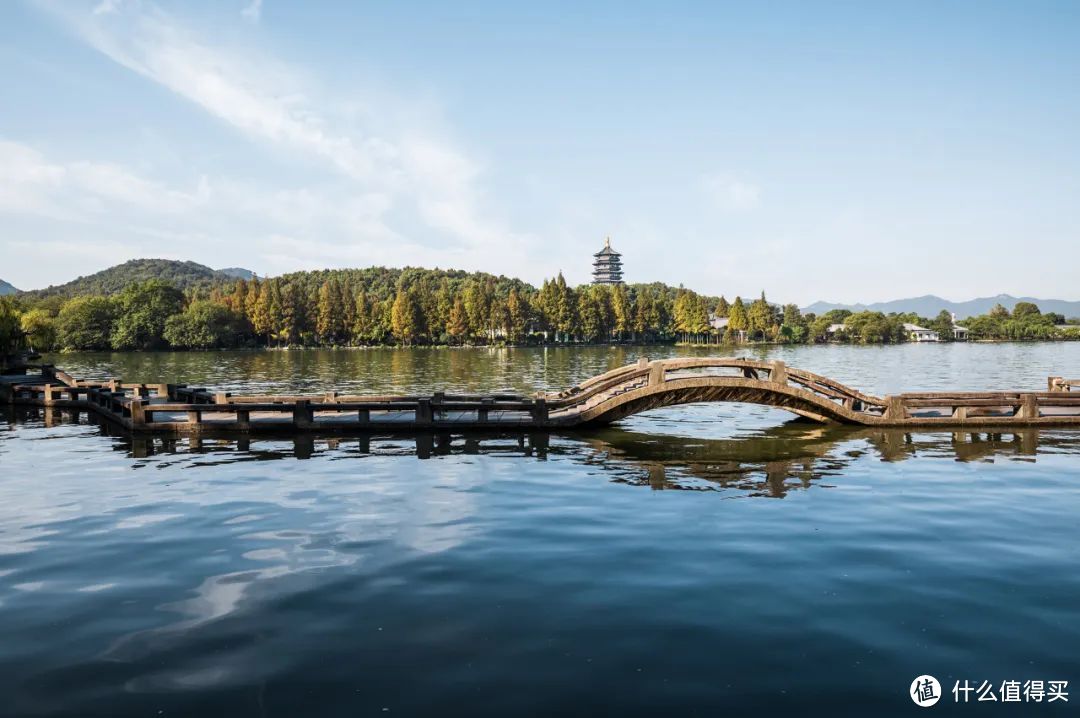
left=11, top=405, right=1077, bottom=499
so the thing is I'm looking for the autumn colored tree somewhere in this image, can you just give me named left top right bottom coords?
left=391, top=288, right=421, bottom=345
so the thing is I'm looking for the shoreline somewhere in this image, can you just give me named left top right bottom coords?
left=35, top=336, right=1080, bottom=355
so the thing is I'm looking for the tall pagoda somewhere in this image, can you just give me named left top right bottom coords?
left=591, top=237, right=624, bottom=285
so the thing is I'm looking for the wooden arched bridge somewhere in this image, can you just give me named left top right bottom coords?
left=2, top=357, right=1079, bottom=434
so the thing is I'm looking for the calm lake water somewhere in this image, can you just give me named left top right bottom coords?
left=3, top=343, right=1080, bottom=716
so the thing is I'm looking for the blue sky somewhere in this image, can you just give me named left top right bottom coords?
left=2, top=1, right=1079, bottom=304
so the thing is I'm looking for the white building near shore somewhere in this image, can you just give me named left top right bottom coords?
left=904, top=323, right=940, bottom=342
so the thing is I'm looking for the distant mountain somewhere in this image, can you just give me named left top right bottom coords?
left=0, top=279, right=18, bottom=296
left=20, top=259, right=243, bottom=299
left=804, top=294, right=1080, bottom=320
left=217, top=267, right=256, bottom=280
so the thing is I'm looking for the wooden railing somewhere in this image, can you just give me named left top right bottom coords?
left=4, top=360, right=1080, bottom=432
left=545, top=358, right=890, bottom=418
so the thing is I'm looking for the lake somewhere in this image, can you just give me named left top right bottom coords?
left=2, top=343, right=1079, bottom=716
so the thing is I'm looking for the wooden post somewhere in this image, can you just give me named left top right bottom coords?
left=637, top=356, right=649, bottom=369
left=952, top=406, right=968, bottom=421
left=770, top=360, right=788, bottom=385
left=293, top=400, right=314, bottom=429
left=1018, top=394, right=1039, bottom=419
left=324, top=391, right=338, bottom=404
left=531, top=398, right=548, bottom=424
left=187, top=410, right=201, bottom=425
left=357, top=408, right=370, bottom=425
left=130, top=399, right=146, bottom=428
left=477, top=398, right=493, bottom=423
left=42, top=385, right=56, bottom=406
left=235, top=409, right=250, bottom=430
left=884, top=396, right=906, bottom=421
left=416, top=398, right=433, bottom=426
left=215, top=391, right=229, bottom=404
left=648, top=362, right=665, bottom=386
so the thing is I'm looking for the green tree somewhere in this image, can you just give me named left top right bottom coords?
left=747, top=291, right=775, bottom=340
left=506, top=288, right=529, bottom=343
left=463, top=280, right=491, bottom=342
left=1012, top=301, right=1041, bottom=319
left=110, top=280, right=185, bottom=350
left=611, top=284, right=631, bottom=340
left=447, top=296, right=469, bottom=343
left=577, top=285, right=613, bottom=341
left=56, top=296, right=116, bottom=350
left=931, top=310, right=955, bottom=341
left=353, top=291, right=373, bottom=343
left=844, top=311, right=903, bottom=344
left=435, top=279, right=454, bottom=341
left=316, top=280, right=345, bottom=344
left=553, top=273, right=578, bottom=341
left=20, top=308, right=57, bottom=351
left=727, top=296, right=748, bottom=341
left=0, top=297, right=24, bottom=357
left=267, top=279, right=285, bottom=346
left=782, top=303, right=802, bottom=328
left=714, top=296, right=730, bottom=318
left=163, top=301, right=248, bottom=349
left=277, top=282, right=302, bottom=345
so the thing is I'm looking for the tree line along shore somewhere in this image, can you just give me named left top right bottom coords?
left=1, top=266, right=1078, bottom=354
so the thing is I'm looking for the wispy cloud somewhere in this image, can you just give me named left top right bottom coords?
left=0, top=137, right=523, bottom=282
left=25, top=0, right=537, bottom=280
left=0, top=139, right=205, bottom=219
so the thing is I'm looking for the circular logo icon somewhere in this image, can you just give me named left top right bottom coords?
left=911, top=675, right=942, bottom=707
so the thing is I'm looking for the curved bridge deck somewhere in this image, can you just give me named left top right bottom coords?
left=2, top=358, right=1079, bottom=434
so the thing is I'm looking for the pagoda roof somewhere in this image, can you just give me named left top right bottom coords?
left=593, top=236, right=620, bottom=257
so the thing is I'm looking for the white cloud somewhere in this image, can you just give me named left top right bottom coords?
left=47, top=1, right=526, bottom=252
left=0, top=137, right=540, bottom=288
left=240, top=0, right=262, bottom=23
left=8, top=0, right=545, bottom=287
left=702, top=173, right=761, bottom=211
left=0, top=140, right=206, bottom=218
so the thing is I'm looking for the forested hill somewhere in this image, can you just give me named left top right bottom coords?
left=4, top=257, right=1077, bottom=352
left=0, top=279, right=18, bottom=296
left=20, top=259, right=252, bottom=299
